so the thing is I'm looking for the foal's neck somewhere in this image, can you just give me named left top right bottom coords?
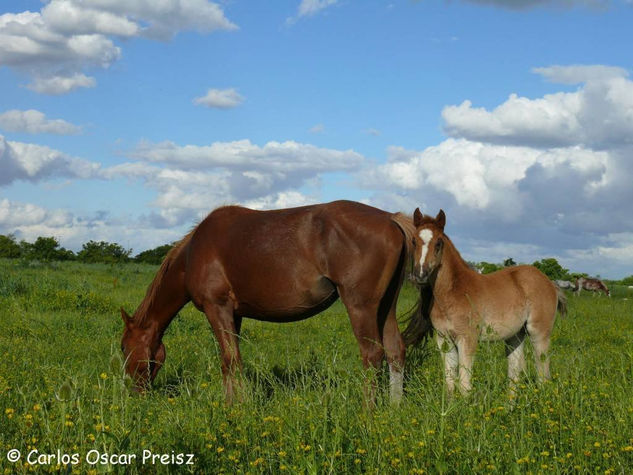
left=433, top=236, right=477, bottom=293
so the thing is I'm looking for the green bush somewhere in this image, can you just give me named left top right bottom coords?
left=77, top=240, right=132, bottom=264
left=0, top=234, right=21, bottom=258
left=532, top=257, right=570, bottom=280
left=135, top=243, right=173, bottom=265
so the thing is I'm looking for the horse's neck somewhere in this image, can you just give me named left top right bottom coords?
left=134, top=250, right=190, bottom=339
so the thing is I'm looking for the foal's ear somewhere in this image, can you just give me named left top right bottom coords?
left=120, top=307, right=133, bottom=327
left=413, top=207, right=423, bottom=227
left=436, top=209, right=446, bottom=231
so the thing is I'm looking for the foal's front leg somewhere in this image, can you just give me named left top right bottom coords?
left=436, top=333, right=458, bottom=395
left=456, top=336, right=477, bottom=395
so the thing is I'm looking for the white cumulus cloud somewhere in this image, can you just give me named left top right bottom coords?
left=363, top=64, right=633, bottom=278
left=0, top=135, right=100, bottom=185
left=0, top=1, right=236, bottom=94
left=0, top=109, right=82, bottom=135
left=441, top=65, right=633, bottom=149
left=100, top=138, right=365, bottom=227
left=193, top=88, right=244, bottom=109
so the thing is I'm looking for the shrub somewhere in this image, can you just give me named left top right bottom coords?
left=77, top=241, right=132, bottom=264
left=135, top=244, right=173, bottom=265
left=532, top=257, right=570, bottom=280
left=0, top=234, right=21, bottom=258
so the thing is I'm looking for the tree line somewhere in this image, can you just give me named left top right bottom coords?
left=473, top=257, right=633, bottom=286
left=0, top=234, right=172, bottom=265
left=2, top=233, right=632, bottom=285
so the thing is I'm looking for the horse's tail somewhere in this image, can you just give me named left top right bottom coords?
left=556, top=286, right=568, bottom=319
left=390, top=212, right=415, bottom=258
left=401, top=285, right=435, bottom=347
left=390, top=211, right=435, bottom=347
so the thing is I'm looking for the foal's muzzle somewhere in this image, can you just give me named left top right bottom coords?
left=410, top=271, right=430, bottom=286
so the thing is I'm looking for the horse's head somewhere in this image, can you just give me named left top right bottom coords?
left=412, top=208, right=446, bottom=285
left=120, top=308, right=166, bottom=392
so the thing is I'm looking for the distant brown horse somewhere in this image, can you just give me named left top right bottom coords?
left=120, top=200, right=418, bottom=404
left=403, top=209, right=567, bottom=396
left=575, top=277, right=610, bottom=297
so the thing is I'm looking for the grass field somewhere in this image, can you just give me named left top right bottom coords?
left=1, top=259, right=633, bottom=474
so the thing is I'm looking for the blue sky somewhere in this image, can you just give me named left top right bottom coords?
left=1, top=0, right=633, bottom=278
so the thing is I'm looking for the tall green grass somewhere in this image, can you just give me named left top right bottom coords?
left=1, top=260, right=632, bottom=473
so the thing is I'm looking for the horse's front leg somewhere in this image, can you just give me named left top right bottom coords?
left=435, top=333, right=458, bottom=396
left=203, top=300, right=243, bottom=404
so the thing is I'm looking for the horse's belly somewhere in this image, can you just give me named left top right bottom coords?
left=234, top=276, right=338, bottom=322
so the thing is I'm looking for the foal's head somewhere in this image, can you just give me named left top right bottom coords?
left=412, top=208, right=446, bottom=284
left=120, top=308, right=166, bottom=391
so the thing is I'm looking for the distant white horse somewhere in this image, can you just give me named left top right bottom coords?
left=554, top=280, right=576, bottom=290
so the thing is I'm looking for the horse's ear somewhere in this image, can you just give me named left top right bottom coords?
left=120, top=307, right=133, bottom=327
left=413, top=208, right=423, bottom=227
left=436, top=209, right=446, bottom=231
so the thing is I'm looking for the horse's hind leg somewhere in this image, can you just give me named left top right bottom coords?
left=505, top=329, right=526, bottom=397
left=338, top=288, right=384, bottom=407
left=203, top=300, right=242, bottom=404
left=383, top=308, right=405, bottom=404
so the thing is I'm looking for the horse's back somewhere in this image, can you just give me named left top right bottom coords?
left=185, top=201, right=406, bottom=321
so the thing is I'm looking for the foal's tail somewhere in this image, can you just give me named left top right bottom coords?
left=556, top=286, right=568, bottom=319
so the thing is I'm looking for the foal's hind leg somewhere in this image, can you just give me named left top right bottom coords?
left=505, top=329, right=526, bottom=397
left=527, top=319, right=553, bottom=383
left=203, top=300, right=243, bottom=404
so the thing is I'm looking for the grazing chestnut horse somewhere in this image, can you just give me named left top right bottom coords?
left=120, top=200, right=418, bottom=404
left=403, top=209, right=567, bottom=396
left=575, top=277, right=610, bottom=297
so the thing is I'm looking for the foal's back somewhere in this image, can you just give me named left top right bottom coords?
left=460, top=265, right=558, bottom=341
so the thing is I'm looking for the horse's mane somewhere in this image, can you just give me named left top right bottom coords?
left=133, top=227, right=197, bottom=324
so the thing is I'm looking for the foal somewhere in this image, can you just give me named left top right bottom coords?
left=404, top=209, right=567, bottom=396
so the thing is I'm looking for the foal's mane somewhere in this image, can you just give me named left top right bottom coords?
left=133, top=227, right=197, bottom=324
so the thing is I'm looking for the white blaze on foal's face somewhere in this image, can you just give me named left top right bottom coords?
left=418, top=229, right=433, bottom=271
